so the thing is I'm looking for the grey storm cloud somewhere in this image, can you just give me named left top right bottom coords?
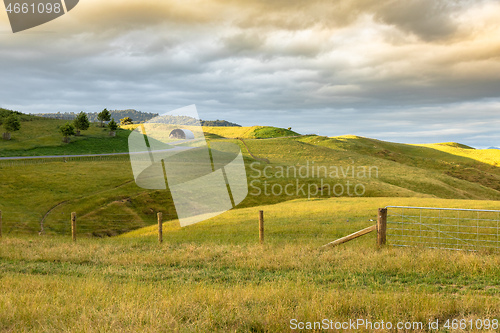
left=1, top=0, right=500, bottom=147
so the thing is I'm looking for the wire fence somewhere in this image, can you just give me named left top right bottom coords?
left=0, top=210, right=176, bottom=237
left=386, top=206, right=500, bottom=251
left=0, top=154, right=130, bottom=167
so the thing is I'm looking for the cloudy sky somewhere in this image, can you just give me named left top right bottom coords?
left=1, top=0, right=500, bottom=147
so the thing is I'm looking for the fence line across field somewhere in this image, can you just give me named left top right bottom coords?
left=3, top=206, right=500, bottom=251
left=0, top=211, right=176, bottom=235
left=385, top=206, right=500, bottom=251
left=0, top=154, right=130, bottom=167
left=0, top=210, right=266, bottom=244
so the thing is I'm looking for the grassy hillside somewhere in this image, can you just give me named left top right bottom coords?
left=0, top=119, right=297, bottom=157
left=1, top=143, right=499, bottom=237
left=2, top=118, right=500, bottom=236
left=0, top=158, right=171, bottom=236
left=240, top=135, right=500, bottom=200
left=0, top=117, right=130, bottom=157
left=295, top=135, right=500, bottom=194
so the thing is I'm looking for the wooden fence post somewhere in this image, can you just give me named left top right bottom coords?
left=158, top=212, right=163, bottom=243
left=71, top=212, right=76, bottom=242
left=377, top=208, right=387, bottom=246
left=259, top=210, right=264, bottom=244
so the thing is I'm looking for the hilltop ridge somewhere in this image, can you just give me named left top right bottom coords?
left=33, top=109, right=242, bottom=127
left=35, top=109, right=159, bottom=123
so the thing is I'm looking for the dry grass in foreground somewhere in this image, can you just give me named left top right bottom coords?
left=0, top=236, right=499, bottom=332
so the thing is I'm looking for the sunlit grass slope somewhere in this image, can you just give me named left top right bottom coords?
left=420, top=142, right=500, bottom=167
left=123, top=197, right=500, bottom=246
left=121, top=124, right=299, bottom=139
left=291, top=135, right=500, bottom=195
left=238, top=135, right=500, bottom=201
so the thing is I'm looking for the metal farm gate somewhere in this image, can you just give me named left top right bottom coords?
left=385, top=206, right=500, bottom=251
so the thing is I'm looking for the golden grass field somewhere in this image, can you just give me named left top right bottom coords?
left=1, top=197, right=500, bottom=332
left=1, top=119, right=500, bottom=331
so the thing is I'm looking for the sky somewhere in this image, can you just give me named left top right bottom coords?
left=1, top=0, right=500, bottom=148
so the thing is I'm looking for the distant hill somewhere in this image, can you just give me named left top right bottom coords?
left=488, top=147, right=500, bottom=150
left=90, top=109, right=159, bottom=123
left=148, top=115, right=240, bottom=127
left=35, top=110, right=241, bottom=127
left=36, top=109, right=159, bottom=123
left=200, top=120, right=241, bottom=127
left=35, top=112, right=76, bottom=120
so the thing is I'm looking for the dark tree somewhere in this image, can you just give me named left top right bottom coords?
left=59, top=122, right=75, bottom=143
left=108, top=118, right=118, bottom=131
left=97, top=108, right=111, bottom=127
left=73, top=112, right=90, bottom=136
left=108, top=118, right=118, bottom=136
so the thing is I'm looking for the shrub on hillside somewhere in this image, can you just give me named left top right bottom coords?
left=2, top=114, right=21, bottom=140
left=108, top=118, right=118, bottom=136
left=73, top=111, right=90, bottom=136
left=59, top=122, right=75, bottom=143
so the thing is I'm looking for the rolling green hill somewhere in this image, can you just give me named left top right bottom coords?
left=203, top=125, right=299, bottom=139
left=0, top=116, right=129, bottom=157
left=1, top=116, right=500, bottom=236
left=0, top=117, right=297, bottom=157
